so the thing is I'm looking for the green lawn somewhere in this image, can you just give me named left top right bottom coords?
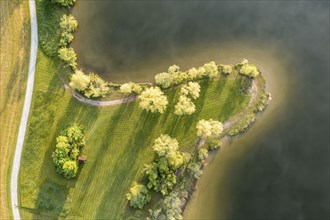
left=18, top=50, right=250, bottom=219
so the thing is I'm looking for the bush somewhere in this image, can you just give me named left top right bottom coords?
left=208, top=139, right=222, bottom=150
left=188, top=163, right=203, bottom=179
left=126, top=182, right=151, bottom=209
left=119, top=83, right=132, bottom=95
left=52, top=125, right=85, bottom=179
left=229, top=113, right=256, bottom=136
left=254, top=93, right=272, bottom=112
left=197, top=148, right=208, bottom=161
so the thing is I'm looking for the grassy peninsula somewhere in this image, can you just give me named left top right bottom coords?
left=17, top=0, right=270, bottom=219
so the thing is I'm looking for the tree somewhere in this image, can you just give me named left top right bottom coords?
left=83, top=73, right=110, bottom=98
left=58, top=47, right=77, bottom=69
left=171, top=71, right=188, bottom=85
left=168, top=64, right=180, bottom=74
left=174, top=95, right=196, bottom=116
left=70, top=70, right=90, bottom=91
left=139, top=87, right=168, bottom=114
left=219, top=64, right=232, bottom=75
left=62, top=161, right=78, bottom=179
left=155, top=72, right=173, bottom=89
left=119, top=83, right=132, bottom=95
left=187, top=67, right=198, bottom=80
left=144, top=158, right=177, bottom=195
left=162, top=193, right=184, bottom=220
left=59, top=14, right=78, bottom=46
left=203, top=61, right=219, bottom=78
left=129, top=82, right=143, bottom=94
left=51, top=0, right=77, bottom=7
left=126, top=182, right=151, bottom=209
left=196, top=119, right=223, bottom=138
left=180, top=82, right=200, bottom=99
left=60, top=14, right=78, bottom=33
left=197, top=148, right=208, bottom=161
left=239, top=64, right=259, bottom=78
left=52, top=125, right=85, bottom=179
left=152, top=134, right=179, bottom=158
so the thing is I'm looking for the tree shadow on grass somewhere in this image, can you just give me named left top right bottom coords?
left=32, top=181, right=69, bottom=219
left=93, top=111, right=161, bottom=219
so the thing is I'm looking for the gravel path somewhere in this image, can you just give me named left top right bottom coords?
left=10, top=1, right=38, bottom=219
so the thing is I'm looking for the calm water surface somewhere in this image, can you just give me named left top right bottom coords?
left=72, top=1, right=329, bottom=219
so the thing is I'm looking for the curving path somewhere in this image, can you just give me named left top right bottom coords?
left=10, top=1, right=38, bottom=219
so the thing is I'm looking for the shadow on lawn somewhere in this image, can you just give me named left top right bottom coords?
left=31, top=94, right=102, bottom=219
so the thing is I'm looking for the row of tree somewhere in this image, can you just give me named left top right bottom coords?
left=126, top=119, right=223, bottom=213
left=52, top=125, right=85, bottom=179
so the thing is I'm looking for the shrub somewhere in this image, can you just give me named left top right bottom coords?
left=229, top=113, right=256, bottom=136
left=254, top=93, right=272, bottom=112
left=208, top=139, right=222, bottom=150
left=196, top=119, right=223, bottom=139
left=59, top=14, right=78, bottom=46
left=188, top=163, right=203, bottom=179
left=197, top=148, right=208, bottom=161
left=119, top=83, right=132, bottom=95
left=239, top=64, right=259, bottom=78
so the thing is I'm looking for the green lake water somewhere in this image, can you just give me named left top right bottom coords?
left=72, top=1, right=329, bottom=219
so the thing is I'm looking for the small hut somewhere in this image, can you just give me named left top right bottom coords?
left=78, top=155, right=87, bottom=164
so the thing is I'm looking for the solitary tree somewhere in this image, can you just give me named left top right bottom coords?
left=139, top=87, right=168, bottom=114
left=174, top=95, right=196, bottom=116
left=70, top=70, right=90, bottom=91
left=126, top=182, right=151, bottom=209
left=196, top=119, right=223, bottom=138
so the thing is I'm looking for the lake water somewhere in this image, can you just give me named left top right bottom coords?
left=72, top=1, right=329, bottom=219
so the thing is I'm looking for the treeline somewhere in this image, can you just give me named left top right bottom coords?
left=126, top=119, right=224, bottom=219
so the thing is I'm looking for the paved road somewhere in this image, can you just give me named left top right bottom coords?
left=10, top=1, right=38, bottom=219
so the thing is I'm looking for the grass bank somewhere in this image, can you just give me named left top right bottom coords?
left=0, top=0, right=30, bottom=218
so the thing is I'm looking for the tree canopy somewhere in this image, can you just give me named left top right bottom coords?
left=126, top=182, right=151, bottom=209
left=152, top=134, right=179, bottom=158
left=196, top=119, right=223, bottom=138
left=52, top=125, right=85, bottom=179
left=174, top=95, right=196, bottom=116
left=180, top=82, right=201, bottom=100
left=139, top=87, right=168, bottom=114
left=70, top=70, right=90, bottom=91
left=58, top=47, right=77, bottom=69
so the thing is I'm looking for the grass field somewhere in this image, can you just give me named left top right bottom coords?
left=0, top=0, right=30, bottom=219
left=18, top=48, right=251, bottom=219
